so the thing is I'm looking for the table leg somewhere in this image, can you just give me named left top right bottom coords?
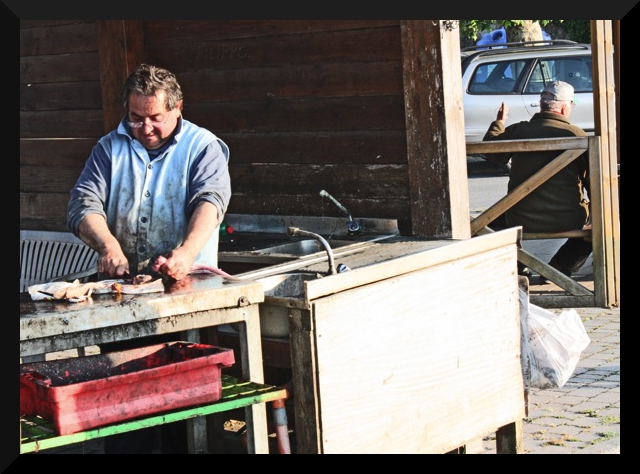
left=181, top=328, right=210, bottom=454
left=238, top=305, right=269, bottom=454
left=496, top=420, right=524, bottom=454
left=186, top=417, right=209, bottom=454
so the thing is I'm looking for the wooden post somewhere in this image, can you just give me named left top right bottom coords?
left=590, top=21, right=621, bottom=307
left=400, top=20, right=470, bottom=239
left=496, top=421, right=524, bottom=454
left=96, top=20, right=145, bottom=133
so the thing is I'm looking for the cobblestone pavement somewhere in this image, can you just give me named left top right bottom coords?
left=480, top=306, right=620, bottom=454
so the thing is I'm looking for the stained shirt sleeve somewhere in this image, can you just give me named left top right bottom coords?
left=187, top=138, right=232, bottom=222
left=67, top=142, right=111, bottom=236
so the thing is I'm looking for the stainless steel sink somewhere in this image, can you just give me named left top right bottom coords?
left=221, top=232, right=396, bottom=278
left=253, top=239, right=354, bottom=256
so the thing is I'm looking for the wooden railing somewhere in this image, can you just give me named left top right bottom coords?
left=467, top=136, right=620, bottom=309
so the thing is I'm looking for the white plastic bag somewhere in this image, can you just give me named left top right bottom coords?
left=526, top=304, right=591, bottom=389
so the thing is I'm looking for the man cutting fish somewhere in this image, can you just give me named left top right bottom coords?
left=66, top=63, right=232, bottom=453
left=67, top=63, right=231, bottom=282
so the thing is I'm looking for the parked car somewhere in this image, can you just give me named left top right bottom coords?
left=461, top=40, right=594, bottom=172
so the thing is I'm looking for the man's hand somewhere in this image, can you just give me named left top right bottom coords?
left=97, top=249, right=130, bottom=278
left=151, top=246, right=197, bottom=281
left=496, top=102, right=509, bottom=123
left=78, top=214, right=130, bottom=278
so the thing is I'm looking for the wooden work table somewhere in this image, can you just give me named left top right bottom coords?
left=21, top=228, right=527, bottom=454
left=19, top=274, right=270, bottom=454
left=225, top=228, right=528, bottom=453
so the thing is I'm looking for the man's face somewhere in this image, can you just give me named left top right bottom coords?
left=127, top=91, right=181, bottom=150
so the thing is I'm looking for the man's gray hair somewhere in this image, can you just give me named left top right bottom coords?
left=122, top=63, right=184, bottom=112
left=540, top=98, right=569, bottom=112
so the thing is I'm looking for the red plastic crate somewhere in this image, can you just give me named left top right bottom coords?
left=20, top=341, right=235, bottom=435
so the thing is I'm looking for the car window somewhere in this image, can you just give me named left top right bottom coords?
left=525, top=56, right=592, bottom=94
left=525, top=61, right=553, bottom=93
left=468, top=59, right=528, bottom=93
left=552, top=56, right=592, bottom=92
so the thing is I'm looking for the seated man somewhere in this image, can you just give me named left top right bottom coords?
left=482, top=81, right=592, bottom=280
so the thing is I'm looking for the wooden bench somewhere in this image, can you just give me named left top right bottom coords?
left=522, top=229, right=591, bottom=240
left=520, top=229, right=594, bottom=305
left=468, top=137, right=606, bottom=308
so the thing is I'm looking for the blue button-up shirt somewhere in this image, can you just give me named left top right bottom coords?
left=68, top=117, right=231, bottom=273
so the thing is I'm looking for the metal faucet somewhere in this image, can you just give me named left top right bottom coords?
left=319, top=190, right=360, bottom=233
left=287, top=227, right=337, bottom=275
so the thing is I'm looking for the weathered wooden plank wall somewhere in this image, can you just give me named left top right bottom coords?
left=20, top=21, right=102, bottom=230
left=20, top=20, right=415, bottom=231
left=144, top=21, right=411, bottom=224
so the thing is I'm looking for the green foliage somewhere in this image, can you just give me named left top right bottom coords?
left=460, top=20, right=559, bottom=41
left=550, top=20, right=591, bottom=43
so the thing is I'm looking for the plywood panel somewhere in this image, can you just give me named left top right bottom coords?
left=311, top=245, right=524, bottom=453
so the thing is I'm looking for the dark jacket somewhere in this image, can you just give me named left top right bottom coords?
left=483, top=111, right=590, bottom=233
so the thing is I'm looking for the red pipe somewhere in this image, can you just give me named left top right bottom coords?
left=272, top=382, right=292, bottom=454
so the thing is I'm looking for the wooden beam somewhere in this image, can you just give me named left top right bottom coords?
left=466, top=136, right=589, bottom=154
left=590, top=21, right=621, bottom=308
left=400, top=20, right=470, bottom=239
left=470, top=148, right=585, bottom=235
left=612, top=21, right=620, bottom=168
left=522, top=230, right=591, bottom=240
left=530, top=294, right=595, bottom=308
left=96, top=20, right=145, bottom=133
left=517, top=248, right=593, bottom=296
left=496, top=421, right=524, bottom=454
